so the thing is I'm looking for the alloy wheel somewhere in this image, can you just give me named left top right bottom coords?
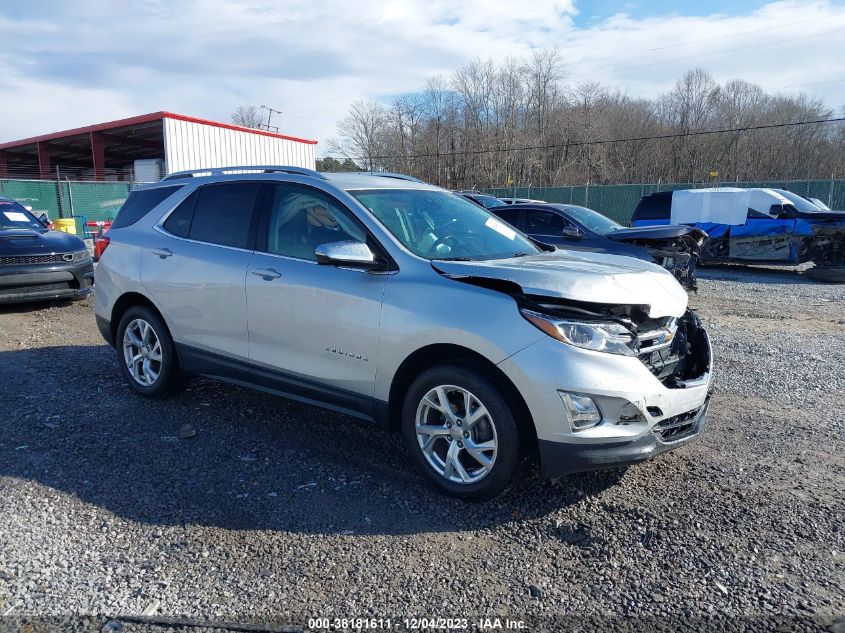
left=415, top=385, right=498, bottom=484
left=122, top=318, right=162, bottom=387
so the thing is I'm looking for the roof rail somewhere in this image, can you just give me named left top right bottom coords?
left=359, top=171, right=424, bottom=183
left=162, top=165, right=326, bottom=181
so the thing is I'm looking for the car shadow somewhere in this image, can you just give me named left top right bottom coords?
left=0, top=298, right=76, bottom=314
left=0, top=344, right=625, bottom=538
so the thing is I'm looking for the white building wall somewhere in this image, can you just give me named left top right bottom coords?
left=162, top=117, right=316, bottom=174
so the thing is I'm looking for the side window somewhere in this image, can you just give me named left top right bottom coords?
left=525, top=211, right=568, bottom=235
left=188, top=183, right=260, bottom=249
left=163, top=191, right=196, bottom=238
left=264, top=185, right=366, bottom=261
left=493, top=209, right=524, bottom=230
left=112, top=186, right=182, bottom=229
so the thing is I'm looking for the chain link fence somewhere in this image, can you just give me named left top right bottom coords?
left=3, top=176, right=844, bottom=237
left=0, top=178, right=131, bottom=236
left=486, top=179, right=845, bottom=224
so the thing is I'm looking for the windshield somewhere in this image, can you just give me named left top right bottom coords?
left=351, top=189, right=540, bottom=261
left=0, top=199, right=43, bottom=230
left=561, top=205, right=623, bottom=236
left=808, top=197, right=831, bottom=210
left=772, top=189, right=825, bottom=213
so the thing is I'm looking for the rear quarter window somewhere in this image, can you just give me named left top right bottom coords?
left=111, top=186, right=183, bottom=229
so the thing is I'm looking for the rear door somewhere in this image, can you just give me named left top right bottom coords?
left=142, top=182, right=261, bottom=360
left=245, top=183, right=387, bottom=405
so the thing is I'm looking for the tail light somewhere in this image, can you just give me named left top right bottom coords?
left=94, top=231, right=110, bottom=260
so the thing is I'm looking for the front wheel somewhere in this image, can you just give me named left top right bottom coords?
left=401, top=364, right=521, bottom=500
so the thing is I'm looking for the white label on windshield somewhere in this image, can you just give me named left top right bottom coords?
left=485, top=217, right=516, bottom=240
left=3, top=211, right=29, bottom=222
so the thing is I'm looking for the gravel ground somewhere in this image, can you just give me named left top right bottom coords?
left=0, top=265, right=843, bottom=633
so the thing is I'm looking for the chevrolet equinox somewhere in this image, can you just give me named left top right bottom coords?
left=94, top=167, right=713, bottom=499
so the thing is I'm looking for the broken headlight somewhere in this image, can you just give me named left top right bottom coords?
left=520, top=309, right=636, bottom=356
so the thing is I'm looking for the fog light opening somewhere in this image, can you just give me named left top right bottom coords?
left=559, top=391, right=602, bottom=431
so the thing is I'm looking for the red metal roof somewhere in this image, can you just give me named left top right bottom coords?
left=0, top=111, right=318, bottom=150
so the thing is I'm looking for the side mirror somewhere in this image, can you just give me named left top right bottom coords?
left=38, top=213, right=50, bottom=227
left=561, top=226, right=582, bottom=239
left=315, top=241, right=386, bottom=271
left=770, top=204, right=796, bottom=219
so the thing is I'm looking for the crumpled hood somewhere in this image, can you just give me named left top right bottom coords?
left=433, top=250, right=688, bottom=318
left=607, top=224, right=701, bottom=242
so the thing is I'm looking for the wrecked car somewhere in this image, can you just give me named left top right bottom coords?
left=95, top=168, right=712, bottom=500
left=631, top=188, right=845, bottom=282
left=492, top=203, right=707, bottom=290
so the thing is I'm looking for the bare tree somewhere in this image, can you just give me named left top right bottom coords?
left=231, top=105, right=264, bottom=129
left=329, top=55, right=843, bottom=188
left=329, top=100, right=390, bottom=171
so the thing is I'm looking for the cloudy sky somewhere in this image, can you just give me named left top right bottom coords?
left=0, top=0, right=843, bottom=153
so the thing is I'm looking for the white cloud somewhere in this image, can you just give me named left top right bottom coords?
left=0, top=0, right=842, bottom=151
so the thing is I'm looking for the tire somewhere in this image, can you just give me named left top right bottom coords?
left=401, top=364, right=522, bottom=500
left=804, top=266, right=845, bottom=283
left=115, top=305, right=182, bottom=398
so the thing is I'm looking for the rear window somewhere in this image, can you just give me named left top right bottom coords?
left=112, top=186, right=183, bottom=229
left=632, top=192, right=672, bottom=221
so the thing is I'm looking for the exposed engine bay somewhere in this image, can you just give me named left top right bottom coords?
left=613, top=229, right=707, bottom=291
left=517, top=294, right=711, bottom=387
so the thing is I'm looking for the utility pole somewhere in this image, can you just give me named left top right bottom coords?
left=259, top=106, right=283, bottom=133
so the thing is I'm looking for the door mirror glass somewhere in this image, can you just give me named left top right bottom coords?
left=561, top=226, right=582, bottom=239
left=315, top=241, right=385, bottom=270
left=38, top=213, right=50, bottom=227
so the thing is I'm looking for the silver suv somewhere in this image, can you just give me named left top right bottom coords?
left=94, top=167, right=712, bottom=499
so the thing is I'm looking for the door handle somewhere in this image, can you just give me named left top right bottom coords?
left=152, top=247, right=173, bottom=259
left=252, top=267, right=282, bottom=280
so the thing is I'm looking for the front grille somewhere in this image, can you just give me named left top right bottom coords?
left=0, top=253, right=69, bottom=265
left=0, top=281, right=72, bottom=297
left=637, top=318, right=683, bottom=381
left=652, top=407, right=701, bottom=442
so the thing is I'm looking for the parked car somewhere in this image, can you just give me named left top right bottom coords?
left=631, top=188, right=845, bottom=281
left=0, top=197, right=94, bottom=304
left=454, top=190, right=507, bottom=209
left=95, top=167, right=712, bottom=499
left=492, top=203, right=707, bottom=290
left=499, top=197, right=548, bottom=205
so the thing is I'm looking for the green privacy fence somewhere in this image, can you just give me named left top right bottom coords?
left=0, top=179, right=131, bottom=236
left=486, top=179, right=845, bottom=225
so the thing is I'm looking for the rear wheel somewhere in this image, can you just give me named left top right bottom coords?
left=805, top=266, right=845, bottom=283
left=401, top=364, right=521, bottom=500
left=116, top=305, right=182, bottom=398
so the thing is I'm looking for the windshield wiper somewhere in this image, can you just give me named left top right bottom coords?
left=436, top=256, right=476, bottom=261
left=509, top=252, right=532, bottom=258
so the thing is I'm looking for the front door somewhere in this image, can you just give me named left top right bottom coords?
left=728, top=210, right=796, bottom=261
left=245, top=183, right=387, bottom=405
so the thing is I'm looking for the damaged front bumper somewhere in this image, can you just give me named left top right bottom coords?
left=538, top=393, right=711, bottom=478
left=499, top=309, right=713, bottom=479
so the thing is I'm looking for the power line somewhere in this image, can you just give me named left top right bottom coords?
left=318, top=114, right=845, bottom=162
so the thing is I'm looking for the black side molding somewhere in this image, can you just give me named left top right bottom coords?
left=175, top=344, right=390, bottom=428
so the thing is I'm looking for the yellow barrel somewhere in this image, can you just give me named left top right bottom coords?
left=54, top=218, right=76, bottom=234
